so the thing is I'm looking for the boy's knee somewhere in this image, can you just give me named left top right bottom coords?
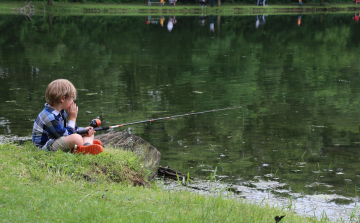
left=64, top=134, right=83, bottom=147
left=72, top=134, right=84, bottom=144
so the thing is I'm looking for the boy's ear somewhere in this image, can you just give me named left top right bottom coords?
left=59, top=95, right=66, bottom=103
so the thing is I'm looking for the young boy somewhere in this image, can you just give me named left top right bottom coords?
left=32, top=79, right=103, bottom=155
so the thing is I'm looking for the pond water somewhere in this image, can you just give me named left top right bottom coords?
left=1, top=12, right=360, bottom=220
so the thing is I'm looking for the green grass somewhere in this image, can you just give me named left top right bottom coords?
left=0, top=142, right=330, bottom=222
left=1, top=1, right=360, bottom=16
left=0, top=142, right=150, bottom=186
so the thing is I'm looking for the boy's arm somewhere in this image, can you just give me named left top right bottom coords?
left=67, top=103, right=78, bottom=122
left=65, top=103, right=79, bottom=134
left=46, top=118, right=71, bottom=138
left=66, top=119, right=79, bottom=134
left=61, top=110, right=78, bottom=135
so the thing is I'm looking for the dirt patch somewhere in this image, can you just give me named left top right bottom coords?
left=95, top=131, right=161, bottom=180
left=90, top=165, right=149, bottom=187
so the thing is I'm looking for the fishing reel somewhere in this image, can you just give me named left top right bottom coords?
left=89, top=119, right=102, bottom=128
left=77, top=119, right=104, bottom=135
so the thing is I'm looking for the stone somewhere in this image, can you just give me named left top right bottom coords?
left=94, top=131, right=161, bottom=179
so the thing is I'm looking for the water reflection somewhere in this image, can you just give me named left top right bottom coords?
left=1, top=14, right=360, bottom=220
left=354, top=13, right=360, bottom=22
left=255, top=15, right=266, bottom=28
left=199, top=15, right=206, bottom=26
left=298, top=15, right=302, bottom=26
left=167, top=16, right=177, bottom=32
left=146, top=15, right=166, bottom=27
left=209, top=15, right=215, bottom=32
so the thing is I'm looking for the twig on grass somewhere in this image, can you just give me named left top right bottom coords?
left=74, top=190, right=114, bottom=203
left=80, top=193, right=91, bottom=202
left=0, top=185, right=9, bottom=190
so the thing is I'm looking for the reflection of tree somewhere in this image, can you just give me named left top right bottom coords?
left=13, top=1, right=35, bottom=20
left=48, top=15, right=53, bottom=32
left=0, top=15, right=360, bottom=139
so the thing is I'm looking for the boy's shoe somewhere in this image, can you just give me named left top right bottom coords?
left=74, top=144, right=103, bottom=155
left=93, top=140, right=103, bottom=146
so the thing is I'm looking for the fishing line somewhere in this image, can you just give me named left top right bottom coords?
left=77, top=106, right=242, bottom=135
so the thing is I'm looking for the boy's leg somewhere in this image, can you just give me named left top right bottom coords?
left=63, top=134, right=83, bottom=149
left=51, top=135, right=103, bottom=155
left=82, top=134, right=94, bottom=145
left=51, top=136, right=74, bottom=152
left=62, top=133, right=94, bottom=147
left=76, top=134, right=103, bottom=155
left=60, top=133, right=103, bottom=155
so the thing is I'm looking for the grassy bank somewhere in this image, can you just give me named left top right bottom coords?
left=0, top=142, right=330, bottom=222
left=1, top=1, right=360, bottom=16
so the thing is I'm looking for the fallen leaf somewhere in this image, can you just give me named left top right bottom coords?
left=0, top=185, right=9, bottom=190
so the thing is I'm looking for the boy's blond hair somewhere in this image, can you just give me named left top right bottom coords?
left=45, top=79, right=77, bottom=106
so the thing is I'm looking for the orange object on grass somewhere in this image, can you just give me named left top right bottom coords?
left=93, top=140, right=103, bottom=146
left=74, top=144, right=103, bottom=155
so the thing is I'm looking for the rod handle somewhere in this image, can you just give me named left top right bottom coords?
left=77, top=128, right=90, bottom=135
left=77, top=127, right=109, bottom=135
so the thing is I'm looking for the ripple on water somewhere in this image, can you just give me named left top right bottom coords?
left=157, top=177, right=360, bottom=222
left=0, top=135, right=31, bottom=144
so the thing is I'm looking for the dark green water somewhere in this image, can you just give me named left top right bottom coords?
left=1, top=13, right=360, bottom=219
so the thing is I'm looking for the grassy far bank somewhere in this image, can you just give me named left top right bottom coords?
left=0, top=142, right=331, bottom=222
left=1, top=1, right=360, bottom=16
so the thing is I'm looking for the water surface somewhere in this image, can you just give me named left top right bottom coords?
left=1, top=13, right=360, bottom=220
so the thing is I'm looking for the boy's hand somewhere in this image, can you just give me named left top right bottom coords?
left=83, top=127, right=95, bottom=136
left=68, top=103, right=78, bottom=122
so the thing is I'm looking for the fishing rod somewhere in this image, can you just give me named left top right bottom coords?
left=77, top=106, right=242, bottom=135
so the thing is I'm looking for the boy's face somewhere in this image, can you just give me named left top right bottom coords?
left=61, top=95, right=75, bottom=110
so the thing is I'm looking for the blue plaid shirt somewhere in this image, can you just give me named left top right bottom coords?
left=32, top=103, right=80, bottom=151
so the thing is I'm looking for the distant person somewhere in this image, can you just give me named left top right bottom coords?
left=255, top=15, right=265, bottom=28
left=257, top=0, right=265, bottom=6
left=210, top=15, right=214, bottom=32
left=199, top=0, right=206, bottom=7
left=297, top=15, right=302, bottom=26
left=169, top=0, right=177, bottom=6
left=167, top=16, right=177, bottom=32
left=32, top=79, right=103, bottom=155
left=355, top=0, right=360, bottom=5
left=299, top=0, right=302, bottom=6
